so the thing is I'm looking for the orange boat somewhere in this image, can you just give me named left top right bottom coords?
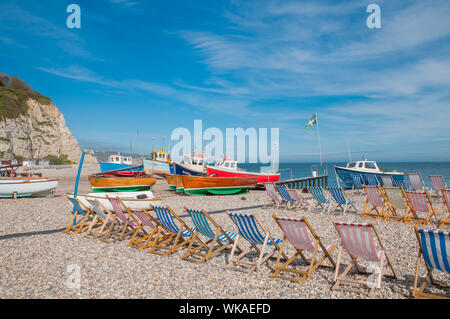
left=180, top=175, right=258, bottom=196
left=174, top=175, right=184, bottom=192
left=165, top=174, right=176, bottom=190
left=88, top=175, right=156, bottom=192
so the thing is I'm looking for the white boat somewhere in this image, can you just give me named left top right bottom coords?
left=0, top=177, right=58, bottom=198
left=70, top=191, right=162, bottom=211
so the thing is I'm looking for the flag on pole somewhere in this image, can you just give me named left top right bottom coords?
left=305, top=114, right=317, bottom=130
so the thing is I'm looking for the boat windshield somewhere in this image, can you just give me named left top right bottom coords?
left=347, top=162, right=356, bottom=168
left=364, top=162, right=377, bottom=169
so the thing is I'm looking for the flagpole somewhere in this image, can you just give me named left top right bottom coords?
left=315, top=112, right=323, bottom=165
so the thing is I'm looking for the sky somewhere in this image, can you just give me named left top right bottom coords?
left=0, top=0, right=450, bottom=163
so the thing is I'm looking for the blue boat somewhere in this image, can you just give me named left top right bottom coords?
left=99, top=154, right=143, bottom=173
left=334, top=160, right=404, bottom=189
left=173, top=162, right=206, bottom=176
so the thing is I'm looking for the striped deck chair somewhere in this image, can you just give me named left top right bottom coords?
left=351, top=174, right=365, bottom=199
left=85, top=199, right=116, bottom=238
left=147, top=205, right=196, bottom=257
left=429, top=175, right=447, bottom=197
left=404, top=190, right=438, bottom=225
left=365, top=174, right=380, bottom=186
left=182, top=207, right=242, bottom=264
left=308, top=187, right=331, bottom=212
left=392, top=179, right=407, bottom=189
left=362, top=185, right=387, bottom=220
left=381, top=187, right=407, bottom=223
left=407, top=172, right=426, bottom=191
left=327, top=187, right=357, bottom=214
left=380, top=175, right=394, bottom=188
left=286, top=188, right=309, bottom=210
left=413, top=228, right=450, bottom=299
left=63, top=195, right=99, bottom=235
left=102, top=196, right=140, bottom=242
left=127, top=208, right=171, bottom=250
left=332, top=222, right=397, bottom=296
left=276, top=185, right=296, bottom=209
left=264, top=183, right=286, bottom=208
left=440, top=189, right=450, bottom=229
left=271, top=215, right=336, bottom=283
left=227, top=212, right=286, bottom=273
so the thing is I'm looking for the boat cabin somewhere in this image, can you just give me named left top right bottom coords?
left=108, top=154, right=132, bottom=165
left=151, top=150, right=170, bottom=163
left=346, top=160, right=380, bottom=171
left=215, top=158, right=238, bottom=170
left=183, top=153, right=204, bottom=166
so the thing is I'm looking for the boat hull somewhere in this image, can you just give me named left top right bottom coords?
left=71, top=191, right=162, bottom=211
left=173, top=162, right=206, bottom=176
left=334, top=166, right=405, bottom=188
left=99, top=162, right=143, bottom=173
left=0, top=178, right=58, bottom=198
left=88, top=176, right=156, bottom=193
left=206, top=166, right=280, bottom=184
left=181, top=175, right=258, bottom=196
left=165, top=174, right=176, bottom=190
left=143, top=159, right=171, bottom=176
left=175, top=175, right=185, bottom=192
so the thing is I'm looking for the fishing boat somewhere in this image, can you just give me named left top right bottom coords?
left=206, top=158, right=280, bottom=184
left=334, top=159, right=405, bottom=188
left=88, top=174, right=156, bottom=193
left=143, top=150, right=171, bottom=176
left=181, top=175, right=258, bottom=196
left=173, top=153, right=207, bottom=176
left=0, top=177, right=58, bottom=198
left=99, top=154, right=143, bottom=173
left=165, top=174, right=176, bottom=190
left=71, top=191, right=162, bottom=211
left=175, top=175, right=185, bottom=193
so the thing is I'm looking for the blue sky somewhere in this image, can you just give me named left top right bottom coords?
left=1, top=0, right=450, bottom=162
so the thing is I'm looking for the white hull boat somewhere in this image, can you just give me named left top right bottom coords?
left=69, top=191, right=162, bottom=211
left=0, top=177, right=58, bottom=198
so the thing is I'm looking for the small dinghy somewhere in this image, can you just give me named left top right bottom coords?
left=0, top=177, right=58, bottom=198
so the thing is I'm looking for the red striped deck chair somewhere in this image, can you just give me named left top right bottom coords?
left=440, top=189, right=450, bottom=229
left=127, top=208, right=171, bottom=250
left=413, top=228, right=450, bottom=299
left=100, top=196, right=140, bottom=242
left=404, top=190, right=438, bottom=225
left=264, top=183, right=286, bottom=208
left=381, top=187, right=408, bottom=223
left=286, top=188, right=309, bottom=210
left=362, top=185, right=387, bottom=220
left=271, top=215, right=336, bottom=283
left=429, top=175, right=447, bottom=197
left=332, top=222, right=397, bottom=296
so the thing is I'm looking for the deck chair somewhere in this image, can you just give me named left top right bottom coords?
left=351, top=174, right=364, bottom=190
left=332, top=221, right=397, bottom=296
left=381, top=187, right=407, bottom=223
left=182, top=207, right=242, bottom=263
left=392, top=179, right=407, bottom=189
left=276, top=185, right=296, bottom=209
left=286, top=188, right=309, bottom=210
left=380, top=176, right=394, bottom=188
left=404, top=190, right=438, bottom=225
left=413, top=228, right=450, bottom=299
left=147, top=205, right=196, bottom=257
left=127, top=208, right=171, bottom=250
left=271, top=215, right=336, bottom=283
left=440, top=189, right=450, bottom=229
left=63, top=195, right=99, bottom=234
left=85, top=199, right=116, bottom=238
left=429, top=175, right=447, bottom=197
left=362, top=185, right=387, bottom=220
left=407, top=172, right=426, bottom=191
left=101, top=196, right=140, bottom=242
left=327, top=187, right=357, bottom=214
left=227, top=212, right=286, bottom=273
left=264, top=183, right=286, bottom=208
left=365, top=174, right=380, bottom=186
left=308, top=187, right=331, bottom=212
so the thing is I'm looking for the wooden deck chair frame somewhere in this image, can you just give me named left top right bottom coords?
left=361, top=185, right=387, bottom=220
left=147, top=205, right=195, bottom=257
left=271, top=215, right=336, bottom=283
left=413, top=228, right=450, bottom=299
left=380, top=186, right=407, bottom=223
left=84, top=199, right=117, bottom=238
left=63, top=195, right=100, bottom=235
left=403, top=190, right=439, bottom=225
left=182, top=207, right=243, bottom=264
left=440, top=189, right=450, bottom=229
left=227, top=212, right=287, bottom=273
left=332, top=221, right=398, bottom=297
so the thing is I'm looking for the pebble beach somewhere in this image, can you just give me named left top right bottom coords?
left=0, top=164, right=448, bottom=299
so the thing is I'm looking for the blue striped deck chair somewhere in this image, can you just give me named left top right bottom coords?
left=351, top=174, right=364, bottom=190
left=392, top=179, right=407, bottom=189
left=276, top=185, right=296, bottom=209
left=63, top=195, right=98, bottom=235
left=380, top=175, right=394, bottom=188
left=308, top=187, right=331, bottom=212
left=327, top=187, right=357, bottom=214
left=227, top=212, right=286, bottom=273
left=365, top=174, right=380, bottom=186
left=413, top=228, right=450, bottom=299
left=182, top=207, right=242, bottom=263
left=147, top=205, right=196, bottom=257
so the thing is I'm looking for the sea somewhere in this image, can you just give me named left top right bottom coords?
left=239, top=162, right=450, bottom=188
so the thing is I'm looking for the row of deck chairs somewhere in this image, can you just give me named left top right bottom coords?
left=63, top=195, right=449, bottom=298
left=352, top=172, right=448, bottom=195
left=362, top=185, right=450, bottom=228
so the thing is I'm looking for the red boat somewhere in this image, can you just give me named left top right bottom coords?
left=206, top=158, right=280, bottom=184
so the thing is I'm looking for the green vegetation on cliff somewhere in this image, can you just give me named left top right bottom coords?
left=0, top=73, right=52, bottom=121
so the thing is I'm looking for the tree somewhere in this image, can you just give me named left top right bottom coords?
left=0, top=73, right=9, bottom=87
left=7, top=75, right=31, bottom=92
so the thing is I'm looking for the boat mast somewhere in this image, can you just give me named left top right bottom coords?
left=346, top=137, right=352, bottom=162
left=315, top=112, right=323, bottom=165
